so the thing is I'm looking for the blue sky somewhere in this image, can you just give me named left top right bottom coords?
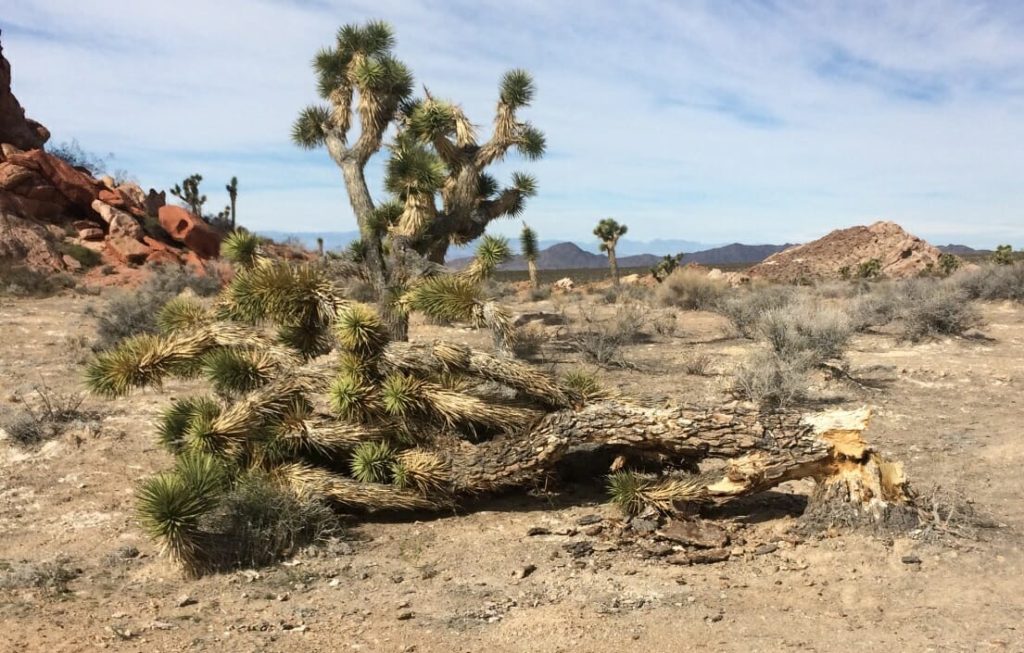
left=4, top=0, right=1024, bottom=247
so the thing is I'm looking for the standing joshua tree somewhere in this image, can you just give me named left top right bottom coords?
left=594, top=218, right=628, bottom=286
left=225, top=176, right=239, bottom=229
left=520, top=222, right=540, bottom=289
left=291, top=20, right=545, bottom=338
left=171, top=174, right=207, bottom=218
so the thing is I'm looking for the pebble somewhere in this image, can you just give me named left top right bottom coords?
left=175, top=595, right=197, bottom=608
left=527, top=526, right=551, bottom=536
left=901, top=554, right=922, bottom=565
left=754, top=543, right=778, bottom=556
left=516, top=564, right=537, bottom=579
left=577, top=514, right=603, bottom=526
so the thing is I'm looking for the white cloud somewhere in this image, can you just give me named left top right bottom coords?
left=4, top=0, right=1023, bottom=247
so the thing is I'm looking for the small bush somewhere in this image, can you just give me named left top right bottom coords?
left=568, top=303, right=650, bottom=367
left=0, top=385, right=86, bottom=448
left=0, top=264, right=76, bottom=297
left=950, top=264, right=1024, bottom=303
left=527, top=286, right=552, bottom=302
left=715, top=284, right=796, bottom=337
left=683, top=353, right=714, bottom=376
left=209, top=471, right=341, bottom=570
left=849, top=283, right=902, bottom=332
left=512, top=322, right=549, bottom=360
left=656, top=268, right=728, bottom=311
left=899, top=282, right=981, bottom=342
left=992, top=244, right=1014, bottom=266
left=731, top=349, right=810, bottom=408
left=93, top=265, right=221, bottom=350
left=856, top=258, right=882, bottom=279
left=0, top=555, right=81, bottom=595
left=758, top=301, right=851, bottom=363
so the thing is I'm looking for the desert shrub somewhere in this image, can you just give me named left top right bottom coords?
left=856, top=258, right=882, bottom=279
left=58, top=242, right=102, bottom=269
left=0, top=385, right=86, bottom=447
left=655, top=268, right=728, bottom=311
left=848, top=282, right=903, bottom=332
left=48, top=139, right=111, bottom=176
left=950, top=264, right=1024, bottom=303
left=758, top=301, right=851, bottom=363
left=715, top=284, right=796, bottom=337
left=899, top=281, right=981, bottom=342
left=0, top=264, right=76, bottom=297
left=600, top=287, right=619, bottom=304
left=209, top=471, right=340, bottom=570
left=683, top=353, right=714, bottom=376
left=937, top=253, right=962, bottom=276
left=527, top=285, right=552, bottom=302
left=650, top=310, right=677, bottom=337
left=568, top=303, right=650, bottom=367
left=512, top=322, right=549, bottom=360
left=731, top=349, right=810, bottom=408
left=0, top=555, right=80, bottom=595
left=92, top=265, right=221, bottom=350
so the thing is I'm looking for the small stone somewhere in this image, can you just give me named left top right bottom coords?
left=516, top=564, right=537, bottom=579
left=754, top=543, right=778, bottom=556
left=149, top=621, right=175, bottom=631
left=658, top=519, right=730, bottom=549
left=328, top=579, right=340, bottom=587
left=576, top=514, right=602, bottom=526
left=175, top=595, right=197, bottom=608
left=527, top=526, right=551, bottom=536
left=397, top=611, right=415, bottom=621
left=562, top=541, right=594, bottom=559
left=276, top=593, right=289, bottom=602
left=901, top=554, right=922, bottom=565
left=584, top=524, right=604, bottom=537
left=668, top=548, right=731, bottom=565
left=631, top=518, right=659, bottom=535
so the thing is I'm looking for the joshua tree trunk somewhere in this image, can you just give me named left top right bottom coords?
left=527, top=259, right=539, bottom=289
left=230, top=196, right=236, bottom=230
left=607, top=248, right=619, bottom=286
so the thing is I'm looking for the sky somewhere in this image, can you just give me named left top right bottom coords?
left=4, top=0, right=1024, bottom=248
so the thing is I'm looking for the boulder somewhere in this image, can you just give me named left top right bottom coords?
left=552, top=277, right=575, bottom=292
left=158, top=205, right=220, bottom=258
left=117, top=181, right=146, bottom=208
left=144, top=189, right=166, bottom=217
left=0, top=36, right=50, bottom=150
left=107, top=235, right=151, bottom=265
left=0, top=211, right=64, bottom=272
left=91, top=199, right=143, bottom=241
left=145, top=249, right=181, bottom=266
left=62, top=254, right=83, bottom=271
left=99, top=175, right=116, bottom=191
left=5, top=149, right=100, bottom=211
left=97, top=188, right=127, bottom=208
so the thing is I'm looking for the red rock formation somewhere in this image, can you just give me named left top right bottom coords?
left=158, top=205, right=221, bottom=259
left=0, top=33, right=49, bottom=150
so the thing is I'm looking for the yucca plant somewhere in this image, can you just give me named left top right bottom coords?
left=292, top=20, right=545, bottom=339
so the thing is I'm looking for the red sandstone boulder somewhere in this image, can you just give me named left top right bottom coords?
left=158, top=205, right=220, bottom=258
left=0, top=211, right=64, bottom=272
left=97, top=188, right=127, bottom=208
left=107, top=235, right=151, bottom=265
left=146, top=249, right=181, bottom=266
left=0, top=37, right=49, bottom=150
left=6, top=149, right=100, bottom=210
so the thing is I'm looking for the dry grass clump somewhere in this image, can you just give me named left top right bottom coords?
left=512, top=322, right=549, bottom=360
left=898, top=281, right=981, bottom=342
left=90, top=264, right=222, bottom=350
left=682, top=353, right=714, bottom=376
left=0, top=385, right=87, bottom=448
left=0, top=555, right=81, bottom=595
left=758, top=300, right=852, bottom=363
left=655, top=268, right=729, bottom=311
left=731, top=348, right=811, bottom=408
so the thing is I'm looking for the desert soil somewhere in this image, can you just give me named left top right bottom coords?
left=1, top=291, right=1022, bottom=652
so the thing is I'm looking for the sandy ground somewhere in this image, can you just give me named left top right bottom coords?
left=0, top=291, right=1022, bottom=652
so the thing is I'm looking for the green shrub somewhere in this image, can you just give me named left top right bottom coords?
left=856, top=258, right=882, bottom=279
left=992, top=244, right=1014, bottom=266
left=58, top=242, right=102, bottom=269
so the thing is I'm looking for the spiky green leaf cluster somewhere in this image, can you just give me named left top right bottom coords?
left=222, top=231, right=262, bottom=269
left=350, top=441, right=395, bottom=483
left=520, top=223, right=539, bottom=261
left=157, top=296, right=210, bottom=334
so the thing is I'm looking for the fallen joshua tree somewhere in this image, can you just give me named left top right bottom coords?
left=85, top=233, right=916, bottom=575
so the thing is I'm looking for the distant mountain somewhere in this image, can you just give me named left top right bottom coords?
left=449, top=242, right=661, bottom=271
left=938, top=244, right=984, bottom=255
left=257, top=231, right=712, bottom=258
left=684, top=243, right=792, bottom=265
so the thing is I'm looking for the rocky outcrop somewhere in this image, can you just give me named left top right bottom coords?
left=747, top=221, right=949, bottom=282
left=0, top=211, right=64, bottom=272
left=0, top=33, right=49, bottom=150
left=158, top=205, right=221, bottom=258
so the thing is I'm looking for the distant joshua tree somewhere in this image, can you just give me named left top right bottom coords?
left=594, top=218, right=628, bottom=285
left=520, top=222, right=540, bottom=289
left=170, top=174, right=207, bottom=218
left=993, top=244, right=1014, bottom=266
left=225, top=176, right=239, bottom=229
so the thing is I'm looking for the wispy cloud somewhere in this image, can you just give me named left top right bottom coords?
left=3, top=0, right=1023, bottom=247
